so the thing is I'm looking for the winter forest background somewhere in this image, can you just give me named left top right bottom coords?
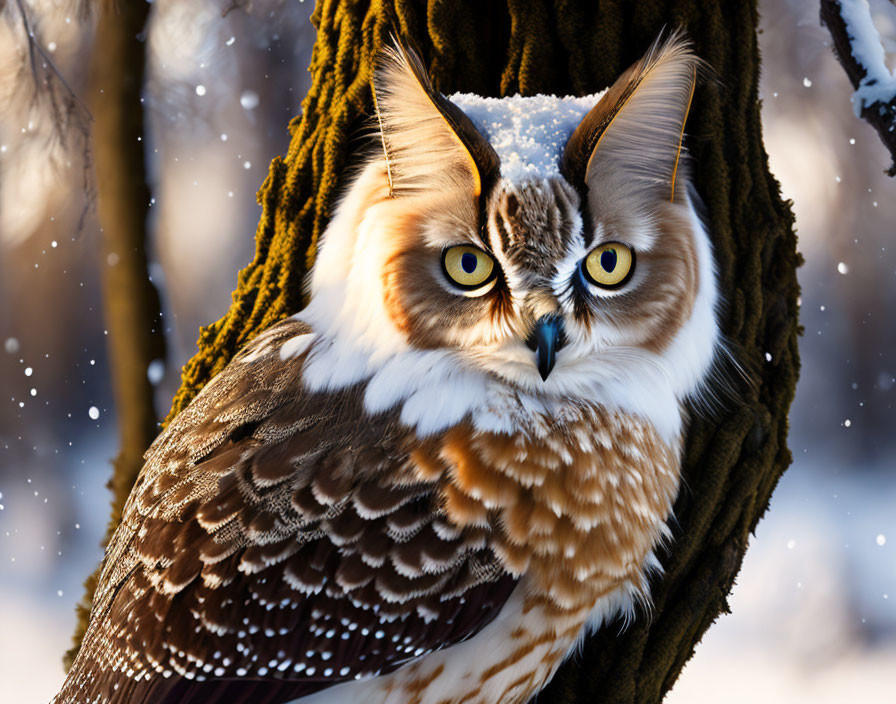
left=1, top=0, right=895, bottom=702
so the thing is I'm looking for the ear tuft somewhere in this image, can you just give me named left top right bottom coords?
left=561, top=31, right=700, bottom=206
left=373, top=42, right=499, bottom=199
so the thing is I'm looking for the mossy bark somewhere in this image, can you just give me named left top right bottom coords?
left=72, top=1, right=800, bottom=699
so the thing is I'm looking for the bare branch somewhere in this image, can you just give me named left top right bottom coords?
left=13, top=0, right=93, bottom=138
left=821, top=0, right=896, bottom=176
left=6, top=0, right=96, bottom=233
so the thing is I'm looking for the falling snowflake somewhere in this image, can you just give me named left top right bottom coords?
left=240, top=91, right=260, bottom=110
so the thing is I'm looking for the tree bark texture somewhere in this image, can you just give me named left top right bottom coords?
left=71, top=0, right=800, bottom=699
left=67, top=0, right=165, bottom=669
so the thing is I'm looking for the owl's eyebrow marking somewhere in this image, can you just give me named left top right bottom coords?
left=549, top=180, right=577, bottom=249
left=473, top=221, right=493, bottom=251
left=372, top=88, right=395, bottom=197
left=579, top=202, right=597, bottom=247
left=491, top=206, right=512, bottom=254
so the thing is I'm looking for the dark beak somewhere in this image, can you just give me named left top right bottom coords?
left=525, top=316, right=565, bottom=381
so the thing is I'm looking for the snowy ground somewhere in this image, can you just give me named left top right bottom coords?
left=0, top=427, right=113, bottom=703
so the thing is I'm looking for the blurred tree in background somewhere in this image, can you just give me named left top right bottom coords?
left=89, top=0, right=166, bottom=569
left=63, top=0, right=168, bottom=667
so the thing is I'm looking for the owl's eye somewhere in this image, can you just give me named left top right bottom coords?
left=582, top=242, right=635, bottom=288
left=441, top=245, right=497, bottom=294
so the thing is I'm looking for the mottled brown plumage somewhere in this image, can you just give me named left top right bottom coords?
left=59, top=318, right=518, bottom=704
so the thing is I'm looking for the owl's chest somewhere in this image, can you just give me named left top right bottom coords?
left=414, top=404, right=682, bottom=612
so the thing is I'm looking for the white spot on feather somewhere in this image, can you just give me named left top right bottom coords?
left=280, top=333, right=316, bottom=361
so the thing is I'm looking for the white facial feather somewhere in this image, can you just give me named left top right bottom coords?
left=657, top=198, right=722, bottom=401
left=299, top=168, right=410, bottom=392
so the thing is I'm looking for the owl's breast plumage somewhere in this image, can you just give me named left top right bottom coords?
left=297, top=368, right=685, bottom=704
left=424, top=401, right=682, bottom=613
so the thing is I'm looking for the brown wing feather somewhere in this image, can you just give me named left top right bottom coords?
left=55, top=317, right=517, bottom=704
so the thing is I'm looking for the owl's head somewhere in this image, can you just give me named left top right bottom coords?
left=303, top=34, right=720, bottom=437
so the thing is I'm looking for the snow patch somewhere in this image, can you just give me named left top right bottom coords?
left=450, top=92, right=604, bottom=182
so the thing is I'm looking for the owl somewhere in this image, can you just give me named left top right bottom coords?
left=56, top=32, right=719, bottom=704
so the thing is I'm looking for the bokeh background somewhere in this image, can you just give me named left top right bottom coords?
left=1, top=1, right=894, bottom=702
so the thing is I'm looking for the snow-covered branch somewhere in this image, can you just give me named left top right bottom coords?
left=821, top=0, right=896, bottom=175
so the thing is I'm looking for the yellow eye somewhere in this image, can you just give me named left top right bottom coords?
left=583, top=242, right=635, bottom=288
left=441, top=245, right=497, bottom=292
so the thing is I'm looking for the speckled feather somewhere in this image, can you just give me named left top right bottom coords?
left=57, top=317, right=518, bottom=704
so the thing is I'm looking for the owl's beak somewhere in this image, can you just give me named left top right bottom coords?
left=526, top=316, right=565, bottom=381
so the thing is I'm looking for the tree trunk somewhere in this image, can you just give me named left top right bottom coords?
left=71, top=0, right=800, bottom=699
left=66, top=0, right=165, bottom=669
